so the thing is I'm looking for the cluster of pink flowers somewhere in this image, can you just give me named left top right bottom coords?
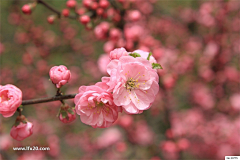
left=0, top=85, right=34, bottom=141
left=74, top=48, right=160, bottom=128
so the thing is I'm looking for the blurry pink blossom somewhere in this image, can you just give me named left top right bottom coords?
left=230, top=93, right=240, bottom=110
left=98, top=54, right=111, bottom=74
left=17, top=151, right=45, bottom=160
left=10, top=122, right=33, bottom=141
left=0, top=84, right=22, bottom=117
left=74, top=82, right=118, bottom=128
left=104, top=41, right=115, bottom=54
left=0, top=134, right=12, bottom=150
left=131, top=121, right=154, bottom=145
left=128, top=10, right=141, bottom=21
left=49, top=65, right=71, bottom=88
left=96, top=128, right=122, bottom=148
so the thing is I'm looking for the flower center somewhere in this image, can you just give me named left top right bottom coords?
left=0, top=91, right=10, bottom=103
left=126, top=78, right=140, bottom=91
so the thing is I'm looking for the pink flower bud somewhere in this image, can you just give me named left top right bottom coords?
left=104, top=41, right=115, bottom=54
left=83, top=0, right=92, bottom=8
left=49, top=65, right=71, bottom=88
left=10, top=122, right=33, bottom=141
left=22, top=4, right=31, bottom=15
left=109, top=47, right=128, bottom=60
left=59, top=108, right=76, bottom=123
left=99, top=0, right=109, bottom=9
left=79, top=15, right=90, bottom=24
left=77, top=8, right=85, bottom=15
left=62, top=9, right=70, bottom=17
left=91, top=2, right=98, bottom=10
left=128, top=10, right=141, bottom=21
left=96, top=8, right=104, bottom=16
left=66, top=0, right=77, bottom=8
left=109, top=28, right=121, bottom=40
left=47, top=15, right=55, bottom=24
left=0, top=84, right=22, bottom=118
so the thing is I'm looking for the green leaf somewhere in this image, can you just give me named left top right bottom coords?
left=129, top=52, right=141, bottom=58
left=22, top=120, right=27, bottom=124
left=68, top=108, right=75, bottom=115
left=61, top=112, right=67, bottom=119
left=147, top=52, right=152, bottom=60
left=152, top=63, right=163, bottom=69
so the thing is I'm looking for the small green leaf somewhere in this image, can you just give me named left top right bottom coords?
left=152, top=63, right=163, bottom=69
left=129, top=52, right=141, bottom=58
left=61, top=112, right=67, bottom=119
left=147, top=52, right=152, bottom=60
left=22, top=120, right=27, bottom=124
left=68, top=108, right=75, bottom=115
left=56, top=108, right=61, bottom=117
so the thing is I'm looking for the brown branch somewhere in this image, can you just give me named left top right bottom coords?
left=21, top=94, right=77, bottom=106
left=37, top=0, right=77, bottom=19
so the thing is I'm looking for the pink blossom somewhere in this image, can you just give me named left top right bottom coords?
left=49, top=65, right=71, bottom=88
left=105, top=56, right=159, bottom=114
left=96, top=128, right=122, bottom=148
left=98, top=54, right=111, bottom=74
left=109, top=47, right=128, bottom=60
left=230, top=93, right=240, bottom=110
left=74, top=82, right=118, bottom=128
left=10, top=122, right=33, bottom=141
left=59, top=108, right=76, bottom=123
left=0, top=84, right=22, bottom=117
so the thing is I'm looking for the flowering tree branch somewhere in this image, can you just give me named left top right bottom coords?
left=36, top=0, right=77, bottom=19
left=21, top=94, right=76, bottom=106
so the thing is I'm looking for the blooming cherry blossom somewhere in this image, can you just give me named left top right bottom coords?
left=74, top=82, right=118, bottom=128
left=105, top=55, right=159, bottom=114
left=0, top=84, right=22, bottom=117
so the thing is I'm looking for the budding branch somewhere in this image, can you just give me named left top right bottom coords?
left=37, top=0, right=77, bottom=19
left=21, top=94, right=76, bottom=106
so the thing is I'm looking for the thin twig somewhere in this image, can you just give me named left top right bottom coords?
left=21, top=94, right=77, bottom=106
left=37, top=0, right=77, bottom=19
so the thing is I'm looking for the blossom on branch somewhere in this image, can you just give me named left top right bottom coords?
left=0, top=84, right=22, bottom=117
left=10, top=121, right=33, bottom=141
left=105, top=50, right=159, bottom=114
left=49, top=65, right=71, bottom=88
left=74, top=82, right=118, bottom=128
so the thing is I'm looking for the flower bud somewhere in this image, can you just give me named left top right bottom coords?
left=59, top=107, right=76, bottom=123
left=66, top=0, right=77, bottom=8
left=47, top=15, right=56, bottom=24
left=22, top=4, right=31, bottom=15
left=10, top=121, right=33, bottom=141
left=99, top=0, right=109, bottom=9
left=83, top=0, right=92, bottom=8
left=49, top=65, right=71, bottom=88
left=22, top=3, right=36, bottom=15
left=62, top=9, right=70, bottom=17
left=128, top=10, right=141, bottom=21
left=0, top=84, right=22, bottom=117
left=79, top=15, right=90, bottom=24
